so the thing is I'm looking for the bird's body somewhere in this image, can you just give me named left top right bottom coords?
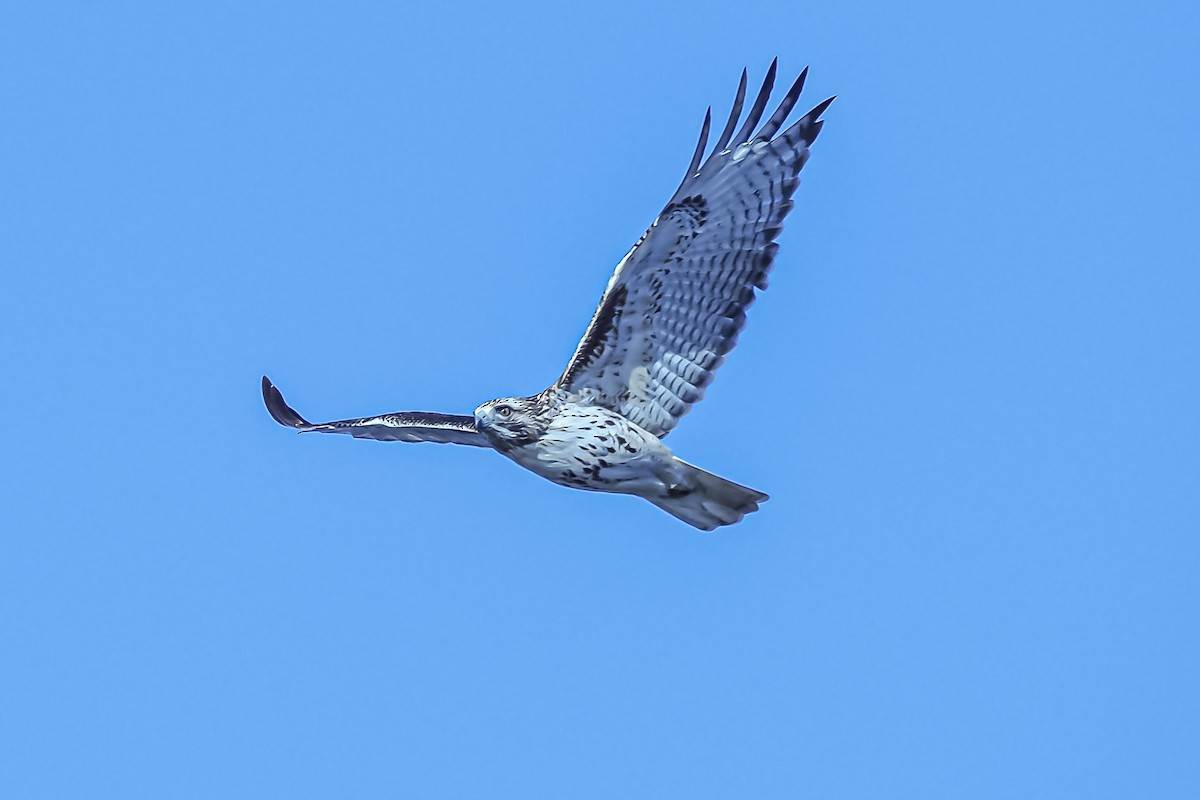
left=479, top=393, right=673, bottom=493
left=262, top=60, right=832, bottom=530
left=469, top=391, right=769, bottom=529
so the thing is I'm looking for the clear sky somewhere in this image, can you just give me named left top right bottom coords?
left=2, top=2, right=1197, bottom=797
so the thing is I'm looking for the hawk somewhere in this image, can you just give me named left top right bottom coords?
left=263, top=60, right=833, bottom=530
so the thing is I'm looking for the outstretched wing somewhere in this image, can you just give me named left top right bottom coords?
left=262, top=376, right=491, bottom=447
left=556, top=60, right=833, bottom=437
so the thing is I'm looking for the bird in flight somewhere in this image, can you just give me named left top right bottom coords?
left=263, top=60, right=832, bottom=530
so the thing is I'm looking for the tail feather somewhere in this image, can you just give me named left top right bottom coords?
left=647, top=459, right=768, bottom=531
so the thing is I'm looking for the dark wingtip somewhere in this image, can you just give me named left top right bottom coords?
left=755, top=64, right=812, bottom=142
left=261, top=375, right=312, bottom=429
left=681, top=105, right=713, bottom=185
left=797, top=96, right=835, bottom=145
left=731, top=59, right=779, bottom=147
left=810, top=95, right=836, bottom=120
left=707, top=68, right=750, bottom=162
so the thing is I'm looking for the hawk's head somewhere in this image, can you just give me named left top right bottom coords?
left=474, top=396, right=545, bottom=451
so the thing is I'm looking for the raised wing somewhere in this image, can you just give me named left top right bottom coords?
left=262, top=376, right=491, bottom=447
left=556, top=60, right=833, bottom=437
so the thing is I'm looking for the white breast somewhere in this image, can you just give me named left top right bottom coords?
left=505, top=403, right=674, bottom=494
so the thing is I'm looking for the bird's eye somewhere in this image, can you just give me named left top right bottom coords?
left=496, top=405, right=513, bottom=418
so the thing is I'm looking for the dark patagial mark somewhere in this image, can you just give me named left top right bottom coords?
left=559, top=283, right=628, bottom=387
left=661, top=195, right=709, bottom=238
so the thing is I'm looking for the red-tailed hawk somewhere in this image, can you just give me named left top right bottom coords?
left=264, top=60, right=833, bottom=530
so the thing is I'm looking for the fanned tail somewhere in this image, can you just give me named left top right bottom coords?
left=646, top=459, right=768, bottom=531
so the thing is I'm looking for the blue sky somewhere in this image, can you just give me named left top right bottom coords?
left=2, top=1, right=1197, bottom=797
